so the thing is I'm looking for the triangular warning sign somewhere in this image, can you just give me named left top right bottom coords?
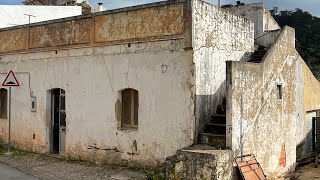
left=2, top=70, right=19, bottom=87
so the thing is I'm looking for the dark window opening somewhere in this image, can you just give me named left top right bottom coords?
left=122, top=89, right=138, bottom=128
left=277, top=84, right=283, bottom=99
left=0, top=89, right=7, bottom=118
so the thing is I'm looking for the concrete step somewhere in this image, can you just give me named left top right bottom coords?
left=248, top=50, right=267, bottom=63
left=257, top=45, right=267, bottom=50
left=254, top=50, right=267, bottom=55
left=199, top=133, right=226, bottom=148
left=204, top=123, right=226, bottom=134
left=211, top=114, right=226, bottom=124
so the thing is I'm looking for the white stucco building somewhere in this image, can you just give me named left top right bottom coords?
left=0, top=0, right=319, bottom=179
left=0, top=5, right=82, bottom=29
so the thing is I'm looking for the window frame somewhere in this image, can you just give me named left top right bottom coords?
left=121, top=88, right=139, bottom=129
left=277, top=84, right=283, bottom=100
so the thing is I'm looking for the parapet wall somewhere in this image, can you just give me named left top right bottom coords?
left=0, top=0, right=190, bottom=55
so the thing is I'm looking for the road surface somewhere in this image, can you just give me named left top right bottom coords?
left=0, top=162, right=37, bottom=180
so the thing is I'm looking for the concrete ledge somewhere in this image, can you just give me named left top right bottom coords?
left=165, top=147, right=233, bottom=180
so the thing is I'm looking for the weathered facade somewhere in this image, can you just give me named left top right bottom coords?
left=0, top=1, right=194, bottom=167
left=192, top=0, right=254, bottom=142
left=0, top=0, right=320, bottom=179
left=225, top=2, right=320, bottom=179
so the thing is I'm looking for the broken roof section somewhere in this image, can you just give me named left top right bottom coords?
left=0, top=5, right=82, bottom=29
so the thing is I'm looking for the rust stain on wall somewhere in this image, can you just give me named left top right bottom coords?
left=94, top=4, right=184, bottom=43
left=29, top=18, right=93, bottom=49
left=0, top=2, right=186, bottom=55
left=0, top=28, right=27, bottom=53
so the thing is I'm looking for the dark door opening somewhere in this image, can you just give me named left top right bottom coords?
left=51, top=88, right=66, bottom=154
left=313, top=117, right=320, bottom=152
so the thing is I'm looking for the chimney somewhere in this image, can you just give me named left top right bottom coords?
left=97, top=2, right=105, bottom=12
left=92, top=2, right=105, bottom=13
left=98, top=2, right=103, bottom=10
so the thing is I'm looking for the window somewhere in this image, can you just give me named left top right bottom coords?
left=0, top=88, right=7, bottom=118
left=277, top=84, right=283, bottom=99
left=122, top=89, right=138, bottom=128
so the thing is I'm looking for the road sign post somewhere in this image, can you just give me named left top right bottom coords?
left=2, top=70, right=19, bottom=154
left=8, top=87, right=11, bottom=153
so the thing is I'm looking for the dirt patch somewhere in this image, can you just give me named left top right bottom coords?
left=292, top=164, right=320, bottom=180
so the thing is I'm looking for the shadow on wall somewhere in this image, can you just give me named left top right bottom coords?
left=194, top=52, right=252, bottom=142
left=195, top=80, right=226, bottom=142
left=298, top=130, right=314, bottom=158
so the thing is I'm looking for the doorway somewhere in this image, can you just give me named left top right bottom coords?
left=50, top=88, right=66, bottom=155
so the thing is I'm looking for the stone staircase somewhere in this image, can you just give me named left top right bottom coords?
left=199, top=102, right=226, bottom=149
left=248, top=45, right=268, bottom=63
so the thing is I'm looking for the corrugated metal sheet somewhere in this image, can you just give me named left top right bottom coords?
left=0, top=5, right=82, bottom=29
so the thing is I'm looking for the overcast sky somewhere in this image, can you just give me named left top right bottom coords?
left=0, top=0, right=319, bottom=17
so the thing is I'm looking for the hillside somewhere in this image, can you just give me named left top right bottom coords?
left=271, top=8, right=320, bottom=79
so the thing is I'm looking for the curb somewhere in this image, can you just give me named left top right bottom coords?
left=0, top=157, right=43, bottom=179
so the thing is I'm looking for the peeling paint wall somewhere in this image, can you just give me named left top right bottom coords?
left=224, top=3, right=280, bottom=40
left=227, top=27, right=299, bottom=177
left=0, top=1, right=195, bottom=167
left=255, top=29, right=281, bottom=48
left=94, top=4, right=184, bottom=43
left=0, top=1, right=186, bottom=54
left=192, top=0, right=254, bottom=139
left=0, top=28, right=27, bottom=53
left=0, top=39, right=194, bottom=167
left=29, top=18, right=93, bottom=49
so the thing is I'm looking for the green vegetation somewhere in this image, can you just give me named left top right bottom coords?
left=0, top=143, right=31, bottom=156
left=271, top=8, right=320, bottom=79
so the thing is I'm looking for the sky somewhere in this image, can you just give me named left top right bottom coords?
left=0, top=0, right=319, bottom=17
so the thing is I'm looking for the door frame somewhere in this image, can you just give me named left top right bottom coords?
left=47, top=88, right=66, bottom=155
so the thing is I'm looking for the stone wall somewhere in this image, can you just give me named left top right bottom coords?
left=165, top=149, right=233, bottom=180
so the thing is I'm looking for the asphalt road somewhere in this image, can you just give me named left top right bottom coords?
left=0, top=162, right=38, bottom=180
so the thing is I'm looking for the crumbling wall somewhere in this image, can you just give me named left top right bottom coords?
left=255, top=29, right=281, bottom=48
left=0, top=39, right=194, bottom=167
left=192, top=0, right=254, bottom=140
left=165, top=149, right=233, bottom=180
left=223, top=3, right=280, bottom=40
left=0, top=1, right=186, bottom=54
left=0, top=1, right=195, bottom=167
left=227, top=26, right=300, bottom=177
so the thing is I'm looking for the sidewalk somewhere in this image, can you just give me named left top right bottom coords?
left=0, top=152, right=148, bottom=180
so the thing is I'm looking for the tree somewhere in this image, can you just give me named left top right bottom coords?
left=271, top=8, right=320, bottom=80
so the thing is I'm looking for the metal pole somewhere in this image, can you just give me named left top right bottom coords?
left=7, top=87, right=11, bottom=154
left=218, top=0, right=221, bottom=7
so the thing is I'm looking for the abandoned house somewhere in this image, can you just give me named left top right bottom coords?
left=0, top=0, right=320, bottom=179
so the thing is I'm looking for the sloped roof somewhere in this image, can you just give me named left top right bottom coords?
left=0, top=5, right=82, bottom=29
